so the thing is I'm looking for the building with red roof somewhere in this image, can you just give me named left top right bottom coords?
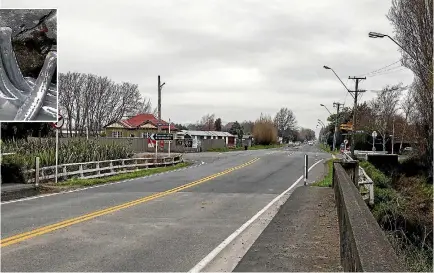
left=104, top=113, right=178, bottom=138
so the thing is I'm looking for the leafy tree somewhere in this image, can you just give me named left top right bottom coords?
left=214, top=118, right=222, bottom=131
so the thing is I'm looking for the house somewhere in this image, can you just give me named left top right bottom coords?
left=177, top=130, right=236, bottom=146
left=104, top=113, right=178, bottom=138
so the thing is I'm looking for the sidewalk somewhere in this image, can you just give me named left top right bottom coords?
left=234, top=186, right=342, bottom=272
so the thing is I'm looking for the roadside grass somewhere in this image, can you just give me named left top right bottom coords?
left=359, top=160, right=433, bottom=272
left=319, top=143, right=339, bottom=155
left=49, top=162, right=192, bottom=187
left=311, top=159, right=334, bottom=187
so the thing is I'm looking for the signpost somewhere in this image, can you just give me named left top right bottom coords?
left=51, top=114, right=63, bottom=183
left=372, top=131, right=377, bottom=152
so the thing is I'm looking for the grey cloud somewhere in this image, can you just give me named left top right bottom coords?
left=2, top=0, right=415, bottom=130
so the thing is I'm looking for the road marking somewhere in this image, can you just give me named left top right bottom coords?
left=0, top=158, right=260, bottom=247
left=188, top=158, right=324, bottom=273
left=1, top=161, right=208, bottom=205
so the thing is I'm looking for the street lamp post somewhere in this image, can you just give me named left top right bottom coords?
left=320, top=103, right=338, bottom=151
left=368, top=32, right=433, bottom=74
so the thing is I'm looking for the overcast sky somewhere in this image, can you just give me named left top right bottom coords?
left=2, top=0, right=414, bottom=136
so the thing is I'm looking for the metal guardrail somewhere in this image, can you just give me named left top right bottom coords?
left=342, top=151, right=374, bottom=205
left=25, top=154, right=183, bottom=183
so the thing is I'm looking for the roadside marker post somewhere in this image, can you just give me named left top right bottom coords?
left=35, top=157, right=40, bottom=186
left=51, top=114, right=64, bottom=184
left=304, top=154, right=308, bottom=186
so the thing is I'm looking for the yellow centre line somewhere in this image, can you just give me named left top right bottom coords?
left=1, top=157, right=260, bottom=247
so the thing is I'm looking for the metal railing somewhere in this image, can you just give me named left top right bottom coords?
left=342, top=151, right=374, bottom=204
left=25, top=154, right=183, bottom=183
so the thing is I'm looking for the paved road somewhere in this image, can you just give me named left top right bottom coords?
left=1, top=145, right=330, bottom=272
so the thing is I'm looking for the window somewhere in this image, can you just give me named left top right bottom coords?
left=112, top=131, right=122, bottom=138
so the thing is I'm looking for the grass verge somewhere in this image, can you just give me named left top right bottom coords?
left=319, top=143, right=339, bottom=155
left=48, top=162, right=192, bottom=188
left=311, top=159, right=334, bottom=187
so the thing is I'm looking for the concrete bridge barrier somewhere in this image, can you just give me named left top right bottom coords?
left=332, top=161, right=403, bottom=272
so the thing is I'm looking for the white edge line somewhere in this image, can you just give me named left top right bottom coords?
left=188, top=158, right=324, bottom=273
left=1, top=162, right=206, bottom=205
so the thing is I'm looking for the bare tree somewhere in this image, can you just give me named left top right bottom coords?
left=59, top=72, right=148, bottom=137
left=199, top=114, right=215, bottom=131
left=398, top=89, right=415, bottom=152
left=369, top=84, right=403, bottom=151
left=388, top=0, right=433, bottom=175
left=273, top=107, right=297, bottom=141
left=241, top=120, right=254, bottom=134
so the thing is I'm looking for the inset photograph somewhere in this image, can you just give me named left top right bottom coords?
left=0, top=9, right=57, bottom=122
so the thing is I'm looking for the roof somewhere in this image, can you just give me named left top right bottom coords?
left=106, top=113, right=178, bottom=130
left=180, top=130, right=235, bottom=137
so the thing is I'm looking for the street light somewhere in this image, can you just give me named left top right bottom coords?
left=320, top=104, right=332, bottom=115
left=368, top=31, right=433, bottom=74
left=321, top=103, right=338, bottom=151
left=323, top=66, right=354, bottom=98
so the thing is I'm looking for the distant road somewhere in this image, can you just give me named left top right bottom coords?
left=1, top=145, right=329, bottom=272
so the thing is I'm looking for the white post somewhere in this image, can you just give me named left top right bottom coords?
left=155, top=138, right=158, bottom=159
left=168, top=118, right=171, bottom=157
left=35, top=156, right=40, bottom=186
left=55, top=129, right=59, bottom=183
left=86, top=126, right=89, bottom=140
left=304, top=154, right=308, bottom=186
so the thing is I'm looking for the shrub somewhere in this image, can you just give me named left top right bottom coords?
left=252, top=114, right=278, bottom=145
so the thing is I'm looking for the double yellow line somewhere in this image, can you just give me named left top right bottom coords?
left=1, top=158, right=260, bottom=247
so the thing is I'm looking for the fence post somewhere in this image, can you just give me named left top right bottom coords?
left=122, top=159, right=125, bottom=171
left=35, top=157, right=40, bottom=186
left=79, top=164, right=84, bottom=178
left=109, top=161, right=114, bottom=173
left=304, top=154, right=308, bottom=186
left=135, top=159, right=139, bottom=170
left=96, top=162, right=101, bottom=175
left=63, top=166, right=67, bottom=178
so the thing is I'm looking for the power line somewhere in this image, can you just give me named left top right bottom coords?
left=357, top=59, right=401, bottom=77
left=369, top=67, right=407, bottom=77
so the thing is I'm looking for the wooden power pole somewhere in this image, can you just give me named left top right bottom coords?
left=348, top=76, right=366, bottom=157
left=157, top=75, right=165, bottom=132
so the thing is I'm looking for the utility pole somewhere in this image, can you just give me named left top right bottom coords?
left=391, top=116, right=395, bottom=154
left=332, top=102, right=343, bottom=151
left=157, top=75, right=165, bottom=132
left=348, top=76, right=366, bottom=158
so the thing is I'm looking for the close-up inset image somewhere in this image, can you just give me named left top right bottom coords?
left=0, top=9, right=57, bottom=122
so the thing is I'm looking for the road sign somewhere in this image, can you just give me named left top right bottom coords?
left=150, top=133, right=173, bottom=141
left=51, top=114, right=64, bottom=129
left=372, top=131, right=377, bottom=138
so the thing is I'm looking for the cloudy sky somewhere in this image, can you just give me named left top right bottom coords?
left=2, top=0, right=414, bottom=136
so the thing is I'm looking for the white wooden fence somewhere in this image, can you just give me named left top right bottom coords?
left=25, top=154, right=183, bottom=183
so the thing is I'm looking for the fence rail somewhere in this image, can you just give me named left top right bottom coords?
left=25, top=154, right=183, bottom=183
left=342, top=151, right=374, bottom=205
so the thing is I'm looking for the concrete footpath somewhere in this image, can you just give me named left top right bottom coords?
left=234, top=186, right=343, bottom=272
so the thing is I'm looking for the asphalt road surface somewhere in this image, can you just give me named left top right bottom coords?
left=1, top=144, right=330, bottom=272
